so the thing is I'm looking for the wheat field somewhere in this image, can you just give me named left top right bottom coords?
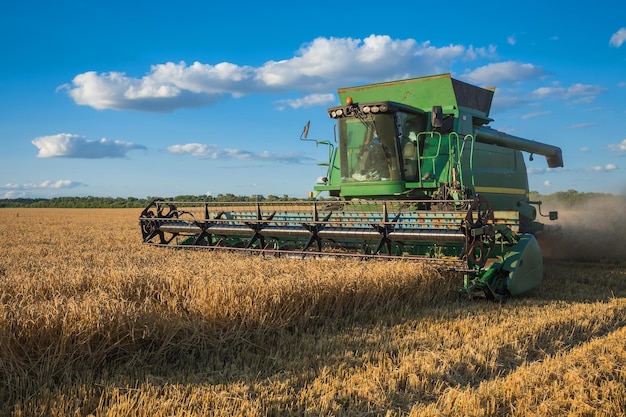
left=0, top=208, right=624, bottom=416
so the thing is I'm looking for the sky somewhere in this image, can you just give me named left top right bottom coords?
left=1, top=1, right=625, bottom=199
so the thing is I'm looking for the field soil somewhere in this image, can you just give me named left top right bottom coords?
left=0, top=208, right=624, bottom=416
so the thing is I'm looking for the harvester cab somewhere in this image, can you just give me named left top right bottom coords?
left=312, top=74, right=562, bottom=212
left=139, top=73, right=564, bottom=300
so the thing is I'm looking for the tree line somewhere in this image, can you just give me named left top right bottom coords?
left=0, top=190, right=618, bottom=208
left=0, top=194, right=305, bottom=208
left=529, top=189, right=617, bottom=206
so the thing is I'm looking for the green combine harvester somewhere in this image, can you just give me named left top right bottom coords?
left=139, top=73, right=563, bottom=300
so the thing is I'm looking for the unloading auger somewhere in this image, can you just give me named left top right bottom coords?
left=139, top=73, right=563, bottom=300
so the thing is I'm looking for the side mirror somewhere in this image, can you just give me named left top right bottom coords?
left=431, top=106, right=443, bottom=129
left=300, top=121, right=311, bottom=140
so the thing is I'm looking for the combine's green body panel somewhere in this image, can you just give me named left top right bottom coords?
left=337, top=180, right=406, bottom=197
left=503, top=234, right=544, bottom=296
left=336, top=73, right=494, bottom=123
left=467, top=142, right=529, bottom=212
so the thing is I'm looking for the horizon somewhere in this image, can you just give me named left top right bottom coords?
left=1, top=188, right=623, bottom=202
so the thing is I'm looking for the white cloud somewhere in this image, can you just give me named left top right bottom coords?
left=32, top=133, right=146, bottom=158
left=2, top=190, right=26, bottom=199
left=527, top=167, right=545, bottom=175
left=275, top=93, right=336, bottom=110
left=60, top=35, right=488, bottom=113
left=463, top=61, right=546, bottom=85
left=167, top=143, right=314, bottom=164
left=543, top=180, right=552, bottom=187
left=532, top=83, right=606, bottom=102
left=569, top=122, right=595, bottom=129
left=608, top=139, right=626, bottom=153
left=167, top=143, right=219, bottom=158
left=462, top=45, right=497, bottom=61
left=1, top=180, right=85, bottom=190
left=579, top=147, right=590, bottom=153
left=507, top=36, right=516, bottom=46
left=166, top=143, right=256, bottom=161
left=520, top=111, right=551, bottom=120
left=609, top=27, right=626, bottom=47
left=586, top=164, right=619, bottom=172
left=222, top=148, right=255, bottom=160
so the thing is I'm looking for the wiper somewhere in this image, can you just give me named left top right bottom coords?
left=352, top=105, right=376, bottom=133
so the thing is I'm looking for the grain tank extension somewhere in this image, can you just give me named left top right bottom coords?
left=139, top=73, right=563, bottom=300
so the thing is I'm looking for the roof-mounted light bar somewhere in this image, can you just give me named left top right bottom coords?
left=327, top=99, right=393, bottom=119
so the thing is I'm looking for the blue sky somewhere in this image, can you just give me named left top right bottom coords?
left=1, top=1, right=625, bottom=199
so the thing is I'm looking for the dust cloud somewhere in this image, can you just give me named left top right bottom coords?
left=537, top=194, right=626, bottom=262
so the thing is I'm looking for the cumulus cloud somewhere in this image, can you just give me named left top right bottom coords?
left=59, top=35, right=500, bottom=113
left=32, top=133, right=146, bottom=158
left=586, top=164, right=618, bottom=172
left=1, top=180, right=86, bottom=199
left=569, top=122, right=595, bottom=129
left=1, top=180, right=85, bottom=191
left=61, top=63, right=253, bottom=111
left=460, top=45, right=497, bottom=61
left=609, top=28, right=626, bottom=47
left=532, top=83, right=606, bottom=103
left=520, top=111, right=551, bottom=120
left=167, top=143, right=314, bottom=164
left=167, top=143, right=219, bottom=158
left=527, top=167, right=546, bottom=175
left=608, top=138, right=626, bottom=153
left=1, top=190, right=26, bottom=199
left=463, top=61, right=546, bottom=85
left=275, top=93, right=336, bottom=110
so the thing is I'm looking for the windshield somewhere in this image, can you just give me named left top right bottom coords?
left=337, top=111, right=426, bottom=182
left=338, top=113, right=401, bottom=182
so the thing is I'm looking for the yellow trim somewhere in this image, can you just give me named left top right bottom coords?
left=474, top=186, right=527, bottom=196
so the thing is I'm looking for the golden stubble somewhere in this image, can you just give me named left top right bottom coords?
left=0, top=208, right=624, bottom=416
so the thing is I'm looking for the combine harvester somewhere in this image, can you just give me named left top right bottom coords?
left=139, top=73, right=563, bottom=300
